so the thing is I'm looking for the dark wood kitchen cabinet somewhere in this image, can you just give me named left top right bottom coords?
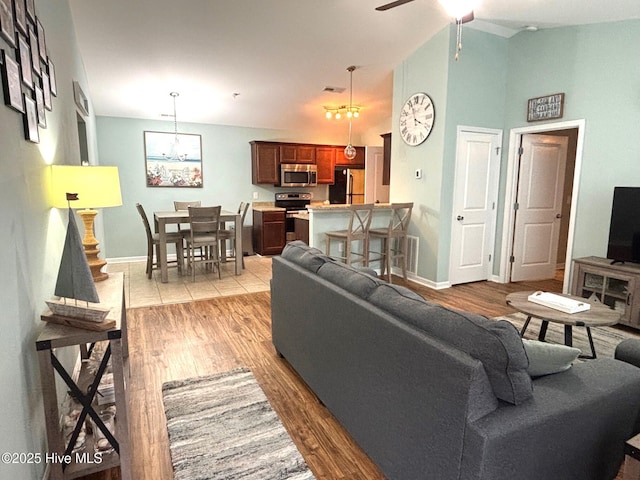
left=281, top=144, right=316, bottom=164
left=251, top=141, right=280, bottom=184
left=316, top=146, right=337, bottom=184
left=335, top=146, right=365, bottom=168
left=253, top=209, right=286, bottom=255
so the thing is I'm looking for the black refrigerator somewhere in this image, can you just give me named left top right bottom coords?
left=329, top=168, right=365, bottom=204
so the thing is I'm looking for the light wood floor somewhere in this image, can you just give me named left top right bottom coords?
left=81, top=267, right=628, bottom=480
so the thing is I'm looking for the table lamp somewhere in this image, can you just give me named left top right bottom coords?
left=50, top=165, right=122, bottom=282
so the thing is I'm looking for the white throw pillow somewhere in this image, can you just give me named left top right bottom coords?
left=522, top=339, right=581, bottom=377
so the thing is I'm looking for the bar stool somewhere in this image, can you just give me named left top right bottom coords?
left=325, top=204, right=374, bottom=267
left=368, top=202, right=413, bottom=283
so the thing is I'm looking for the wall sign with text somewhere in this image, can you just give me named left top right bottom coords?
left=527, top=93, right=565, bottom=122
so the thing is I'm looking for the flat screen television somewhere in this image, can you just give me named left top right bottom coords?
left=607, top=186, right=640, bottom=264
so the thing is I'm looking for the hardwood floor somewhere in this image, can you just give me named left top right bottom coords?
left=81, top=270, right=627, bottom=480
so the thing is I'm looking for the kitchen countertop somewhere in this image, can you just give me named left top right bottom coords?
left=252, top=202, right=285, bottom=212
left=292, top=212, right=309, bottom=221
left=307, top=203, right=392, bottom=211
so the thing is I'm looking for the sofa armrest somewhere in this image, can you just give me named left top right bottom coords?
left=461, top=359, right=640, bottom=480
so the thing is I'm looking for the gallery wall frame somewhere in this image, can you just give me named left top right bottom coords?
left=1, top=49, right=24, bottom=113
left=144, top=131, right=203, bottom=188
left=17, top=34, right=33, bottom=89
left=13, top=0, right=27, bottom=35
left=0, top=0, right=16, bottom=48
left=23, top=94, right=38, bottom=142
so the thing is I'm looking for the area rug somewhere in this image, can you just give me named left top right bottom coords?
left=496, top=312, right=640, bottom=359
left=162, top=367, right=315, bottom=480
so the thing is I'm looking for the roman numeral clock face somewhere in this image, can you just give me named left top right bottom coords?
left=399, top=93, right=434, bottom=146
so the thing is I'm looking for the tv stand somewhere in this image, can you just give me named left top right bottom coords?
left=571, top=257, right=640, bottom=329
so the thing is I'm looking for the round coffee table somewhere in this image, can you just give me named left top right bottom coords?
left=505, top=291, right=621, bottom=359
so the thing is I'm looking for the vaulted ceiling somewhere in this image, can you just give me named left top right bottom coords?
left=68, top=0, right=640, bottom=136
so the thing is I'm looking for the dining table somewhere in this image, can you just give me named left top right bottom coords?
left=153, top=209, right=242, bottom=283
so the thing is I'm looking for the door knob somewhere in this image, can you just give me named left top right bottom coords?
left=457, top=215, right=464, bottom=221
left=556, top=213, right=562, bottom=219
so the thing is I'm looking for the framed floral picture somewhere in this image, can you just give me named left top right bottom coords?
left=144, top=131, right=203, bottom=188
left=23, top=94, right=38, bottom=143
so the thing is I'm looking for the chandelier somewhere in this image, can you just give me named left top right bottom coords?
left=166, top=92, right=187, bottom=161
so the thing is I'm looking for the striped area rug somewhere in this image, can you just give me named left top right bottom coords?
left=496, top=312, right=640, bottom=359
left=162, top=367, right=315, bottom=480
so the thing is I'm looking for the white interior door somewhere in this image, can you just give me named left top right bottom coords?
left=449, top=128, right=502, bottom=285
left=510, top=134, right=568, bottom=281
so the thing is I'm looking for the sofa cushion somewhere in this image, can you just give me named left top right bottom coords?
left=281, top=241, right=334, bottom=274
left=317, top=261, right=384, bottom=299
left=368, top=284, right=533, bottom=405
left=522, top=339, right=580, bottom=377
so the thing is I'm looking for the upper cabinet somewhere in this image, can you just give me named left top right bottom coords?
left=281, top=144, right=316, bottom=164
left=251, top=141, right=280, bottom=185
left=251, top=141, right=364, bottom=185
left=315, top=146, right=337, bottom=184
left=335, top=146, right=365, bottom=168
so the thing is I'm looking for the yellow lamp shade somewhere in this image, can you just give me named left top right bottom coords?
left=50, top=165, right=122, bottom=209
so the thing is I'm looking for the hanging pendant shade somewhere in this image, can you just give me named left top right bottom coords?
left=344, top=66, right=357, bottom=160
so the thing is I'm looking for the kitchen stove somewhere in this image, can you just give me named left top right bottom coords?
left=275, top=192, right=312, bottom=242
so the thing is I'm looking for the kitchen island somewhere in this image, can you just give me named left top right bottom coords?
left=306, top=203, right=392, bottom=253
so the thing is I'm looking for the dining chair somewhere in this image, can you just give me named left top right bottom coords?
left=136, top=203, right=184, bottom=279
left=218, top=202, right=250, bottom=269
left=185, top=206, right=222, bottom=281
left=368, top=202, right=414, bottom=283
left=325, top=204, right=374, bottom=267
left=174, top=200, right=202, bottom=258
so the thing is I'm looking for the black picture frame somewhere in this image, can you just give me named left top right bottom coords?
left=0, top=0, right=16, bottom=48
left=23, top=93, right=38, bottom=142
left=17, top=33, right=32, bottom=88
left=35, top=17, right=46, bottom=62
left=13, top=0, right=26, bottom=35
left=47, top=57, right=56, bottom=96
left=24, top=0, right=33, bottom=22
left=41, top=70, right=51, bottom=109
left=34, top=84, right=45, bottom=127
left=1, top=49, right=24, bottom=112
left=28, top=24, right=39, bottom=76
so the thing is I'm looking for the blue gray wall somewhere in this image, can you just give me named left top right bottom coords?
left=391, top=20, right=640, bottom=285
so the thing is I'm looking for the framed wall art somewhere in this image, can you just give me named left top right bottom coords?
left=36, top=18, right=46, bottom=62
left=42, top=71, right=51, bottom=109
left=28, top=25, right=40, bottom=76
left=47, top=58, right=56, bottom=96
left=13, top=0, right=26, bottom=35
left=34, top=84, right=46, bottom=127
left=1, top=49, right=24, bottom=113
left=23, top=94, right=38, bottom=143
left=17, top=34, right=33, bottom=89
left=144, top=131, right=203, bottom=188
left=25, top=0, right=34, bottom=22
left=527, top=93, right=565, bottom=122
left=0, top=0, right=16, bottom=48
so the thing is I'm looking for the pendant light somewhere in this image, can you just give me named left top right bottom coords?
left=169, top=92, right=187, bottom=161
left=344, top=66, right=357, bottom=160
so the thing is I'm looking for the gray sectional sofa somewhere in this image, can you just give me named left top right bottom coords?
left=271, top=241, right=640, bottom=480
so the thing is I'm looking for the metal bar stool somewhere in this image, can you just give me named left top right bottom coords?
left=325, top=204, right=374, bottom=267
left=368, top=202, right=413, bottom=283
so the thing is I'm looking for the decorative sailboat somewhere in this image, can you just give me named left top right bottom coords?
left=45, top=193, right=110, bottom=323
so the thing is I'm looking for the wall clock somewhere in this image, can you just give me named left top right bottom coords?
left=399, top=92, right=435, bottom=146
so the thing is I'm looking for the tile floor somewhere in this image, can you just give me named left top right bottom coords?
left=108, top=255, right=273, bottom=308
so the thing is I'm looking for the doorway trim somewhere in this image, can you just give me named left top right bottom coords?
left=498, top=119, right=586, bottom=292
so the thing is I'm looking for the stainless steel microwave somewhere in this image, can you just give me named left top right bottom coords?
left=280, top=164, right=317, bottom=187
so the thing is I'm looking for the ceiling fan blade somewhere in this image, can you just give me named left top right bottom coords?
left=375, top=0, right=415, bottom=11
left=460, top=10, right=474, bottom=23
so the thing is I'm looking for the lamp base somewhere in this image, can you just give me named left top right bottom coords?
left=78, top=209, right=109, bottom=282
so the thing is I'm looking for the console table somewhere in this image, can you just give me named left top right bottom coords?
left=36, top=272, right=130, bottom=480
